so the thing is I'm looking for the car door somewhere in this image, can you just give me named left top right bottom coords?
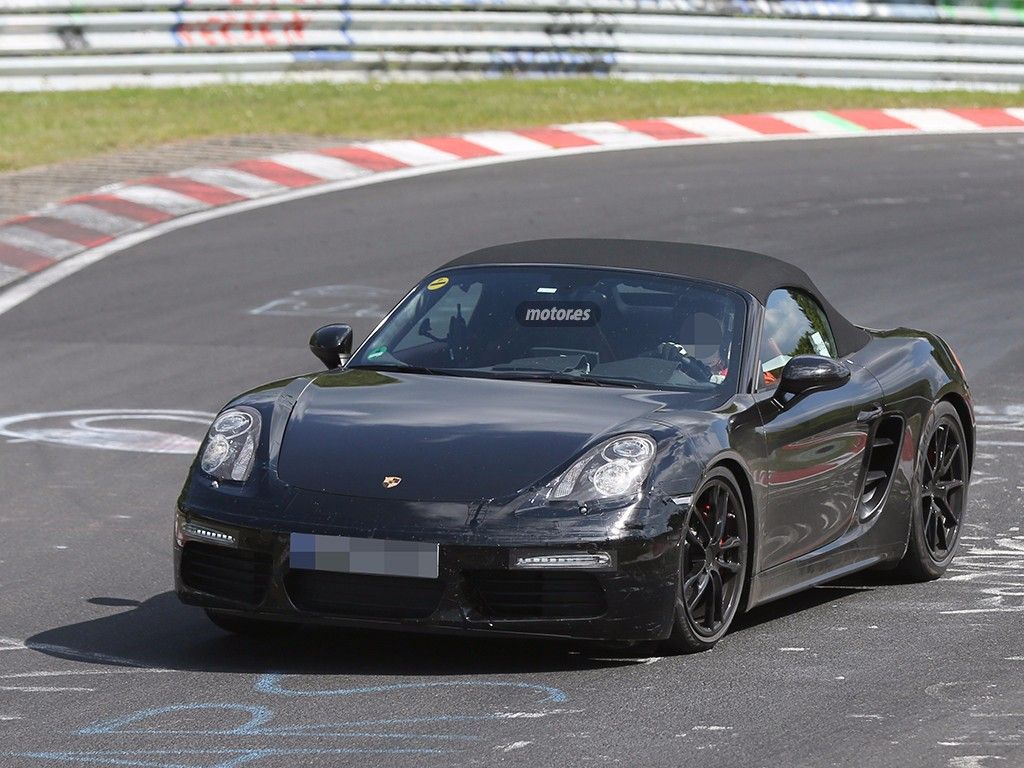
left=753, top=288, right=883, bottom=572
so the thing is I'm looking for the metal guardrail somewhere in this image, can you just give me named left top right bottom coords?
left=3, top=0, right=1024, bottom=24
left=1, top=1, right=1022, bottom=90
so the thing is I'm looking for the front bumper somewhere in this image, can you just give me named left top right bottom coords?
left=174, top=510, right=681, bottom=643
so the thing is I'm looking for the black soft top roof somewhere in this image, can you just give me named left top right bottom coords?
left=440, top=239, right=868, bottom=355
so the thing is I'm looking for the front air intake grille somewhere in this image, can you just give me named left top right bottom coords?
left=285, top=570, right=445, bottom=620
left=466, top=570, right=607, bottom=619
left=180, top=542, right=272, bottom=605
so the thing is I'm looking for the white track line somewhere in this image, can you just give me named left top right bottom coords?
left=0, top=669, right=167, bottom=679
left=0, top=637, right=169, bottom=668
left=0, top=686, right=95, bottom=692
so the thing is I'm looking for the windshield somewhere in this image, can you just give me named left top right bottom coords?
left=348, top=266, right=747, bottom=394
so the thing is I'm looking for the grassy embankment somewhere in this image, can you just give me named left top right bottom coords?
left=2, top=78, right=1021, bottom=172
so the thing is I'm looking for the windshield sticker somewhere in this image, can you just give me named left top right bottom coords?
left=367, top=345, right=388, bottom=360
left=426, top=276, right=449, bottom=291
left=810, top=331, right=831, bottom=356
left=516, top=301, right=601, bottom=327
left=536, top=287, right=558, bottom=294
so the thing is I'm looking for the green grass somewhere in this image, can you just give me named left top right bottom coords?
left=3, top=78, right=1021, bottom=172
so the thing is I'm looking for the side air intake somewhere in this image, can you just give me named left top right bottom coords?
left=859, top=414, right=904, bottom=518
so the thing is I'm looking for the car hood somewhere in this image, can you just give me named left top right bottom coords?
left=276, top=368, right=671, bottom=502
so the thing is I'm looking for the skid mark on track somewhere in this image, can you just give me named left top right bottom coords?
left=925, top=677, right=1024, bottom=765
left=949, top=758, right=1006, bottom=768
left=495, top=741, right=532, bottom=752
left=940, top=405, right=1024, bottom=618
left=942, top=532, right=1024, bottom=615
left=976, top=405, right=1024, bottom=450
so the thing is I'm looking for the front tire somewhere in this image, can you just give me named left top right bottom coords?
left=897, top=401, right=969, bottom=581
left=664, top=467, right=749, bottom=654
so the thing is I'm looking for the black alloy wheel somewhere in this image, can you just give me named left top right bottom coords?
left=921, top=419, right=967, bottom=560
left=667, top=467, right=748, bottom=653
left=898, top=400, right=969, bottom=581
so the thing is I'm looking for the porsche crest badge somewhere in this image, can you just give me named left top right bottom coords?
left=382, top=476, right=402, bottom=489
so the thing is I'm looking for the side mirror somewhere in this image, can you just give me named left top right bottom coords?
left=776, top=355, right=850, bottom=399
left=309, top=324, right=353, bottom=369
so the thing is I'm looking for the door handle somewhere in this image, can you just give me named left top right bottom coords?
left=857, top=404, right=884, bottom=423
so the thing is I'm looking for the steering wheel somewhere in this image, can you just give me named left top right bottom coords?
left=653, top=342, right=714, bottom=382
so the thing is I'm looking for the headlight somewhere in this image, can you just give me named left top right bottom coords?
left=199, top=407, right=261, bottom=482
left=543, top=434, right=657, bottom=505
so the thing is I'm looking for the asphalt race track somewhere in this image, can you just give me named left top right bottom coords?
left=1, top=133, right=1023, bottom=768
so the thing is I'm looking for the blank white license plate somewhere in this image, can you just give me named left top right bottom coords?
left=289, top=533, right=439, bottom=579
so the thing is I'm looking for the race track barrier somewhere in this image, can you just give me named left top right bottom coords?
left=1, top=0, right=1023, bottom=90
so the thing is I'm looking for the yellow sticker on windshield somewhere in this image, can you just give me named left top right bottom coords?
left=427, top=276, right=449, bottom=291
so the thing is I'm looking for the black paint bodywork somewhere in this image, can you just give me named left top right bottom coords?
left=175, top=242, right=974, bottom=643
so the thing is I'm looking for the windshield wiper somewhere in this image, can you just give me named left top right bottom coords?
left=487, top=370, right=640, bottom=388
left=347, top=364, right=648, bottom=389
left=347, top=363, right=465, bottom=377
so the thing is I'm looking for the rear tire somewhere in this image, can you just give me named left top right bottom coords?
left=896, top=401, right=969, bottom=582
left=204, top=609, right=296, bottom=638
left=664, top=467, right=749, bottom=654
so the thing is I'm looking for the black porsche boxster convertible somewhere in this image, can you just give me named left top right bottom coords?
left=175, top=239, right=973, bottom=652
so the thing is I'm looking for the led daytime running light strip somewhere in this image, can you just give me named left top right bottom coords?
left=515, top=552, right=612, bottom=569
left=182, top=522, right=236, bottom=545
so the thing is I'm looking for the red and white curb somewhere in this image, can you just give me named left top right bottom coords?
left=1, top=107, right=1023, bottom=298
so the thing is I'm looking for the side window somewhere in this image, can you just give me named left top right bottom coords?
left=393, top=282, right=482, bottom=353
left=759, top=288, right=837, bottom=388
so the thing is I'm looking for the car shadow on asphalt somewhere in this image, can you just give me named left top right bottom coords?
left=27, top=579, right=878, bottom=674
left=732, top=582, right=874, bottom=632
left=28, top=591, right=639, bottom=675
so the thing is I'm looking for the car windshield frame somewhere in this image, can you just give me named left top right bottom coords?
left=348, top=264, right=752, bottom=396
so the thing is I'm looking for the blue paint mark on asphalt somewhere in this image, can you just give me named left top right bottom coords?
left=20, top=675, right=572, bottom=766
left=78, top=702, right=479, bottom=740
left=254, top=674, right=569, bottom=702
left=81, top=704, right=273, bottom=735
left=16, top=747, right=453, bottom=768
